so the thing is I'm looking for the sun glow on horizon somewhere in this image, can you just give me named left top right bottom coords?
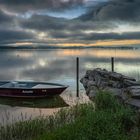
left=54, top=39, right=140, bottom=47
left=14, top=42, right=33, bottom=46
left=10, top=39, right=140, bottom=48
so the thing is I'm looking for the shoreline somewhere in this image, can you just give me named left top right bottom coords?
left=0, top=90, right=90, bottom=126
left=0, top=91, right=139, bottom=140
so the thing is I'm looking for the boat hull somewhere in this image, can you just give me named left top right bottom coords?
left=0, top=87, right=67, bottom=98
left=0, top=81, right=68, bottom=98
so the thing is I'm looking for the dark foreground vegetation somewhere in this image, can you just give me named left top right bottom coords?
left=0, top=91, right=140, bottom=140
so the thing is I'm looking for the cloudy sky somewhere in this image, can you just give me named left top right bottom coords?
left=0, top=0, right=140, bottom=47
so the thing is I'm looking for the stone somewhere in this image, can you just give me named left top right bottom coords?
left=87, top=81, right=96, bottom=88
left=80, top=68, right=140, bottom=102
left=80, top=78, right=88, bottom=89
left=87, top=86, right=99, bottom=99
left=104, top=87, right=122, bottom=97
left=125, top=86, right=140, bottom=99
left=125, top=98, right=140, bottom=109
left=80, top=68, right=140, bottom=109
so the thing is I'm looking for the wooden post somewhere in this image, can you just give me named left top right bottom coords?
left=111, top=57, right=114, bottom=72
left=76, top=57, right=79, bottom=97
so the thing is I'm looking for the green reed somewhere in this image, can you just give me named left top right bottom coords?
left=0, top=91, right=139, bottom=140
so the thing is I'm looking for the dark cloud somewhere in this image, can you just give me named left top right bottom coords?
left=0, top=0, right=140, bottom=45
left=49, top=29, right=140, bottom=41
left=83, top=32, right=140, bottom=40
left=0, top=29, right=35, bottom=43
left=0, top=11, right=35, bottom=44
left=20, top=11, right=140, bottom=42
left=0, top=10, right=13, bottom=24
left=20, top=13, right=116, bottom=33
left=79, top=0, right=140, bottom=22
left=0, top=0, right=85, bottom=12
left=21, top=14, right=68, bottom=31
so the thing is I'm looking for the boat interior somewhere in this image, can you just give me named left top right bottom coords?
left=0, top=81, right=65, bottom=89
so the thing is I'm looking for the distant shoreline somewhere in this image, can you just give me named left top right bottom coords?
left=0, top=46, right=138, bottom=50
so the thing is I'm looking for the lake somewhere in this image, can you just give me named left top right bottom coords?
left=0, top=48, right=140, bottom=125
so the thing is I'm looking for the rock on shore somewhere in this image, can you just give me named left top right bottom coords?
left=80, top=68, right=140, bottom=108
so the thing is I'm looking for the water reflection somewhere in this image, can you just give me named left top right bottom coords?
left=0, top=105, right=60, bottom=125
left=0, top=48, right=140, bottom=124
left=0, top=96, right=68, bottom=108
left=0, top=49, right=140, bottom=83
left=0, top=90, right=90, bottom=125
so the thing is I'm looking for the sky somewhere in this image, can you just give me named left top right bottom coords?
left=0, top=0, right=140, bottom=47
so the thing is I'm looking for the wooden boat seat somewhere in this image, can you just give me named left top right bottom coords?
left=0, top=82, right=27, bottom=88
left=0, top=82, right=15, bottom=88
left=32, top=84, right=61, bottom=89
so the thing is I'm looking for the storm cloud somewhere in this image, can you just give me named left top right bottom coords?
left=49, top=30, right=140, bottom=41
left=21, top=14, right=116, bottom=32
left=0, top=0, right=140, bottom=46
left=0, top=0, right=85, bottom=12
left=83, top=32, right=140, bottom=40
left=0, top=29, right=35, bottom=43
left=80, top=0, right=140, bottom=22
left=21, top=14, right=68, bottom=31
left=0, top=10, right=13, bottom=24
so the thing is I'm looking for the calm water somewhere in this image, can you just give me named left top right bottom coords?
left=1, top=48, right=140, bottom=86
left=0, top=48, right=140, bottom=125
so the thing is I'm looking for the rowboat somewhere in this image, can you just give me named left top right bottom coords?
left=0, top=81, right=68, bottom=98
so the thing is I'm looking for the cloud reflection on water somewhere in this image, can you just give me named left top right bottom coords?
left=0, top=48, right=140, bottom=125
left=0, top=49, right=140, bottom=83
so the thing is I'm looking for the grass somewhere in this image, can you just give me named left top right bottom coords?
left=0, top=91, right=140, bottom=140
left=0, top=96, right=68, bottom=108
left=0, top=104, right=94, bottom=140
